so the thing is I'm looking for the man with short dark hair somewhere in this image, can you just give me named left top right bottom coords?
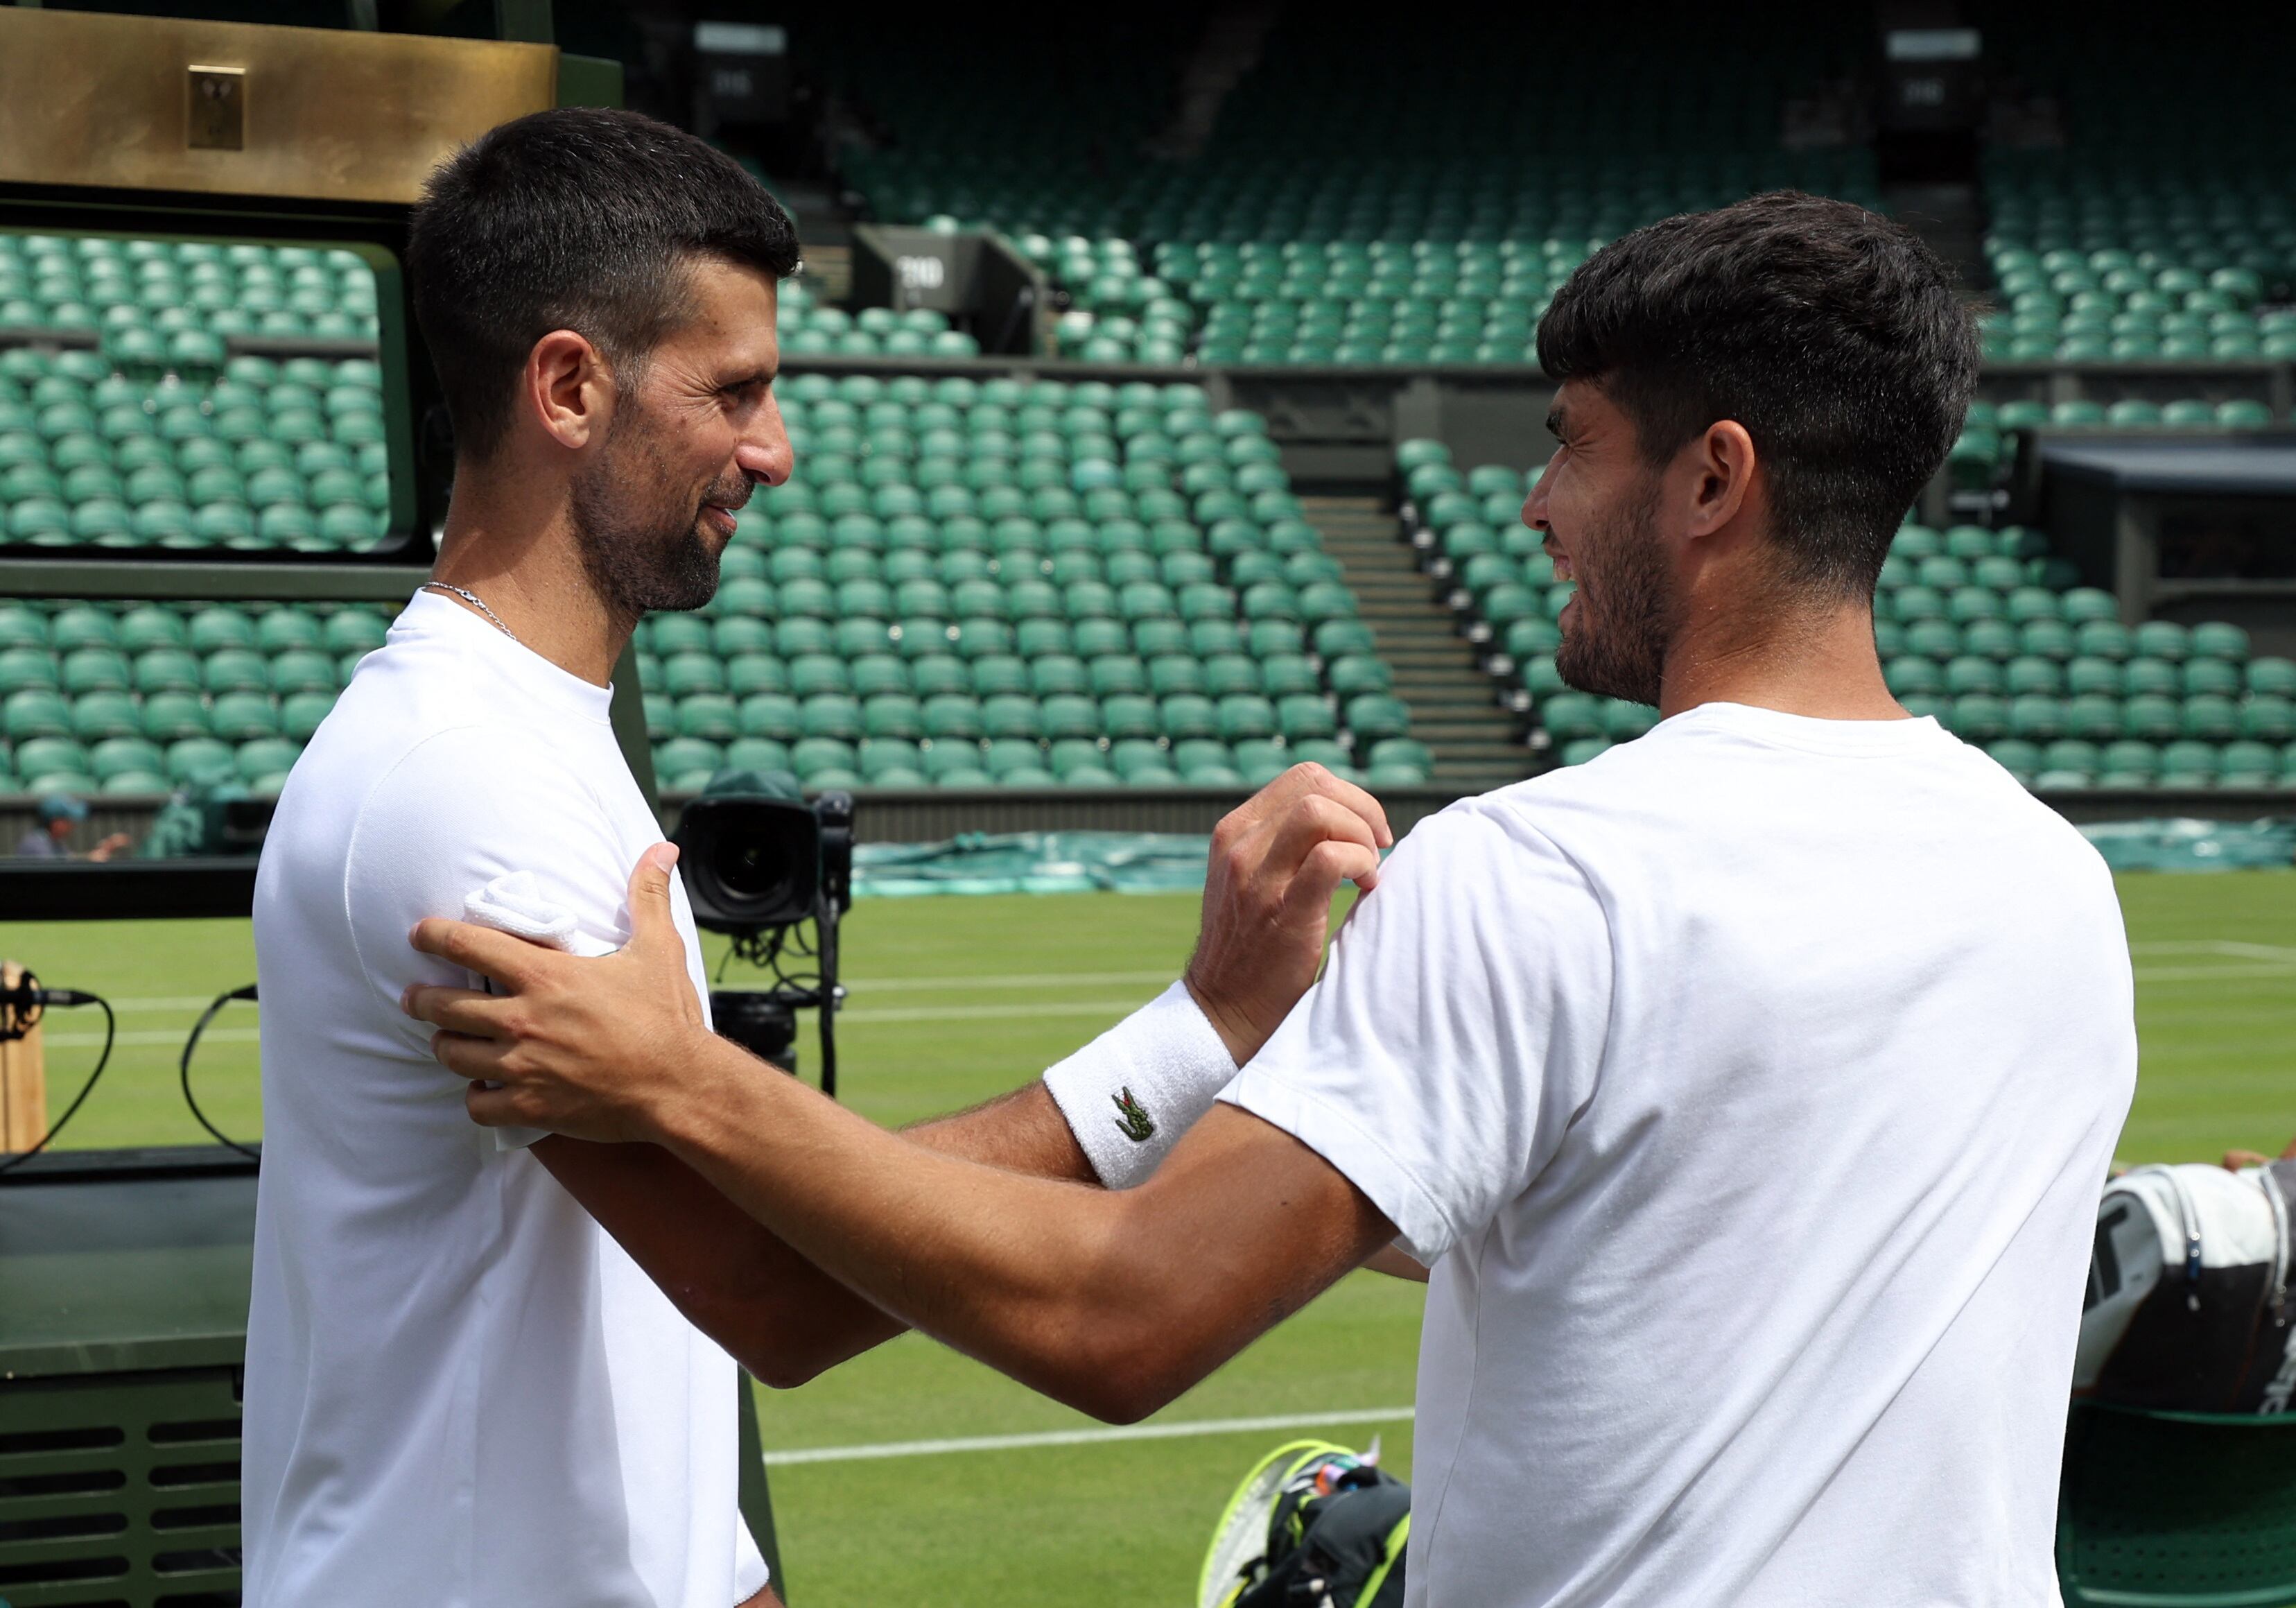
left=408, top=192, right=2140, bottom=1604
left=246, top=105, right=1386, bottom=1607
left=244, top=107, right=806, bottom=1608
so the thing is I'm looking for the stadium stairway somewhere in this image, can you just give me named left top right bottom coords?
left=1884, top=182, right=1989, bottom=293
left=1303, top=494, right=1532, bottom=790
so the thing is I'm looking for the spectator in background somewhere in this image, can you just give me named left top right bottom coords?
left=12, top=795, right=130, bottom=861
left=2221, top=1134, right=2296, bottom=1170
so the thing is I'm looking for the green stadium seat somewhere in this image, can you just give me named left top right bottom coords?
left=2121, top=694, right=2181, bottom=741
left=69, top=690, right=140, bottom=742
left=1988, top=738, right=2043, bottom=777
left=2182, top=659, right=2242, bottom=698
left=2182, top=695, right=2241, bottom=742
left=2220, top=741, right=2279, bottom=779
left=210, top=691, right=278, bottom=741
left=88, top=734, right=164, bottom=784
left=2004, top=657, right=2064, bottom=697
left=1276, top=694, right=1337, bottom=742
left=281, top=691, right=336, bottom=742
left=2074, top=621, right=2133, bottom=662
left=1345, top=695, right=1412, bottom=743
left=2055, top=695, right=2117, bottom=741
left=2122, top=658, right=2178, bottom=698
left=2132, top=621, right=2191, bottom=662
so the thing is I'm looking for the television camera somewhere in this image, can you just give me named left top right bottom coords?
left=672, top=771, right=855, bottom=1097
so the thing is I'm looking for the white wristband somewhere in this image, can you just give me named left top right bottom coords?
left=1041, top=980, right=1239, bottom=1189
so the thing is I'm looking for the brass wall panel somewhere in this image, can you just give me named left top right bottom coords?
left=0, top=9, right=557, bottom=204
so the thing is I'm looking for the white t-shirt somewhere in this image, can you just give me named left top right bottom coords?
left=1226, top=703, right=2136, bottom=1607
left=244, top=590, right=769, bottom=1607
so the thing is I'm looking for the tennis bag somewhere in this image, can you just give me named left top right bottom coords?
left=2076, top=1159, right=2295, bottom=1412
left=1198, top=1440, right=1409, bottom=1608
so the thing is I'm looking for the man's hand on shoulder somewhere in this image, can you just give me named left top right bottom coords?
left=401, top=842, right=729, bottom=1143
left=1185, top=763, right=1392, bottom=1065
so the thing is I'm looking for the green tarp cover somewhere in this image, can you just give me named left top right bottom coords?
left=855, top=832, right=1213, bottom=897
left=2078, top=818, right=2296, bottom=873
left=850, top=820, right=2296, bottom=897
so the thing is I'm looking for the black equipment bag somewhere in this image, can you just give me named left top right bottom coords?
left=2077, top=1159, right=2295, bottom=1413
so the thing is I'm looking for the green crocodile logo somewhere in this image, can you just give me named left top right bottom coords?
left=1112, top=1086, right=1156, bottom=1143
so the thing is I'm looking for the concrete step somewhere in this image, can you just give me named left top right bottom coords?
left=1301, top=494, right=1535, bottom=786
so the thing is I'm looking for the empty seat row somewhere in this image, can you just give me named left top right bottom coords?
left=646, top=686, right=1409, bottom=747
left=1, top=345, right=399, bottom=553
left=0, top=600, right=391, bottom=795
left=629, top=380, right=1420, bottom=791
left=1398, top=435, right=2286, bottom=786
left=645, top=607, right=1373, bottom=667
left=636, top=647, right=1389, bottom=702
left=1, top=231, right=380, bottom=347
left=652, top=732, right=1434, bottom=795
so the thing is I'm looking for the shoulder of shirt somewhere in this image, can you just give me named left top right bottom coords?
left=347, top=720, right=613, bottom=841
left=1392, top=783, right=1608, bottom=904
left=1457, top=712, right=2114, bottom=886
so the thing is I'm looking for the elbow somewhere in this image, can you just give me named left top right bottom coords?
left=1067, top=1380, right=1174, bottom=1427
left=1030, top=1323, right=1196, bottom=1426
left=744, top=1350, right=830, bottom=1392
left=736, top=1322, right=886, bottom=1391
left=716, top=1304, right=884, bottom=1392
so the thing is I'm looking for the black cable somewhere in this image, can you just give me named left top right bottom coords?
left=0, top=987, right=115, bottom=1177
left=182, top=983, right=261, bottom=1161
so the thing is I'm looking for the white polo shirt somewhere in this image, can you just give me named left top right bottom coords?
left=244, top=590, right=768, bottom=1607
left=1226, top=703, right=2136, bottom=1607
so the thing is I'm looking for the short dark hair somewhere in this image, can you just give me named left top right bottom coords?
left=407, top=107, right=800, bottom=462
left=1536, top=191, right=1978, bottom=598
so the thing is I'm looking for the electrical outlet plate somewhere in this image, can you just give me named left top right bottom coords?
left=186, top=64, right=245, bottom=151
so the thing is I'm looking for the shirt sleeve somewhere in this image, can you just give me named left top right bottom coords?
left=1220, top=800, right=1613, bottom=1264
left=342, top=723, right=645, bottom=1073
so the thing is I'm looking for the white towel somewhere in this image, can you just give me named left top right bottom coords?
left=460, top=872, right=618, bottom=1150
left=462, top=869, right=586, bottom=951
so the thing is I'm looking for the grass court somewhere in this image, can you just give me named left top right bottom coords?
left=3, top=870, right=2292, bottom=1605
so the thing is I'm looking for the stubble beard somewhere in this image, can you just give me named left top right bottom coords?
left=567, top=399, right=740, bottom=628
left=1553, top=473, right=1674, bottom=709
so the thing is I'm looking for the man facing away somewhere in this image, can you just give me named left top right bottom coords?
left=409, top=193, right=2141, bottom=1605
left=245, top=107, right=1390, bottom=1606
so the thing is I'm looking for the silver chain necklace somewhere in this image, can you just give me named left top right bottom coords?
left=421, top=582, right=519, bottom=644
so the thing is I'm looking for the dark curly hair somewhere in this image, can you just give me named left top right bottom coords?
left=1538, top=191, right=1978, bottom=598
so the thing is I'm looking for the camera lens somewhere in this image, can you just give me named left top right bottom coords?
left=714, top=833, right=793, bottom=904
left=675, top=794, right=824, bottom=932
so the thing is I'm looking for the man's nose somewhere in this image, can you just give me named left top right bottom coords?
left=736, top=416, right=792, bottom=489
left=1522, top=465, right=1553, bottom=530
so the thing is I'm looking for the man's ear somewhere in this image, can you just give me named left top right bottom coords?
left=523, top=329, right=616, bottom=453
left=1686, top=419, right=1758, bottom=540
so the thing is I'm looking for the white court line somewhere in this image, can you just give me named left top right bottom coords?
left=2130, top=940, right=2296, bottom=962
left=845, top=971, right=1174, bottom=994
left=97, top=996, right=236, bottom=1013
left=42, top=1026, right=259, bottom=1048
left=761, top=1406, right=1416, bottom=1467
left=841, top=998, right=1154, bottom=1026
left=2128, top=939, right=2296, bottom=983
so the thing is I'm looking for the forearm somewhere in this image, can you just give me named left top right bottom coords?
left=650, top=1046, right=1389, bottom=1422
left=541, top=1080, right=1095, bottom=1387
left=654, top=1044, right=1194, bottom=1419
